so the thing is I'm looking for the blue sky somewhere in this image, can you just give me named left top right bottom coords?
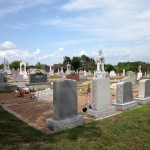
left=0, top=0, right=150, bottom=65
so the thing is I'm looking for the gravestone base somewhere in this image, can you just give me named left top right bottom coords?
left=134, top=97, right=150, bottom=105
left=13, top=82, right=25, bottom=88
left=0, top=83, right=17, bottom=92
left=46, top=114, right=84, bottom=131
left=112, top=101, right=138, bottom=111
left=87, top=106, right=116, bottom=119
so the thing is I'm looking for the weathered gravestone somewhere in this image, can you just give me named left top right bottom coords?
left=46, top=79, right=84, bottom=131
left=121, top=77, right=135, bottom=85
left=113, top=82, right=138, bottom=111
left=29, top=73, right=47, bottom=84
left=12, top=74, right=23, bottom=82
left=36, top=88, right=53, bottom=101
left=0, top=73, right=4, bottom=83
left=87, top=78, right=116, bottom=119
left=134, top=79, right=150, bottom=104
left=0, top=73, right=17, bottom=92
left=12, top=74, right=25, bottom=87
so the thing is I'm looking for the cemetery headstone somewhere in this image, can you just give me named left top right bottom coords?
left=0, top=73, right=4, bottom=83
left=109, top=70, right=117, bottom=77
left=123, top=69, right=125, bottom=76
left=134, top=79, right=150, bottom=104
left=36, top=88, right=53, bottom=101
left=29, top=73, right=47, bottom=84
left=12, top=74, right=25, bottom=87
left=121, top=77, right=135, bottom=85
left=137, top=66, right=142, bottom=80
left=0, top=73, right=17, bottom=92
left=46, top=79, right=84, bottom=131
left=66, top=62, right=71, bottom=74
left=19, top=61, right=28, bottom=79
left=3, top=58, right=11, bottom=75
left=66, top=72, right=79, bottom=81
left=113, top=82, right=138, bottom=111
left=87, top=77, right=116, bottom=119
left=127, top=71, right=135, bottom=78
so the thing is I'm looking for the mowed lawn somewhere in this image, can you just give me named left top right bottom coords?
left=0, top=103, right=150, bottom=150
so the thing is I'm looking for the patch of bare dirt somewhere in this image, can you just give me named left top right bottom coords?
left=0, top=89, right=139, bottom=133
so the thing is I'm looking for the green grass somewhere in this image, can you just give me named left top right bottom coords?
left=0, top=104, right=150, bottom=150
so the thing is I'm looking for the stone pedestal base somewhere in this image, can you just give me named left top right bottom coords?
left=87, top=106, right=116, bottom=119
left=134, top=97, right=150, bottom=105
left=112, top=101, right=138, bottom=111
left=46, top=114, right=84, bottom=131
left=0, top=84, right=17, bottom=92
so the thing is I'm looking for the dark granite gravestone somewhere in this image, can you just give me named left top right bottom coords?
left=53, top=79, right=78, bottom=120
left=0, top=73, right=4, bottom=83
left=29, top=73, right=47, bottom=83
left=0, top=84, right=17, bottom=92
left=46, top=79, right=84, bottom=131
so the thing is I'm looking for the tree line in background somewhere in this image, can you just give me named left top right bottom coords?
left=0, top=55, right=150, bottom=73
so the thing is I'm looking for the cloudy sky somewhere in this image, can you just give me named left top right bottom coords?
left=0, top=0, right=150, bottom=65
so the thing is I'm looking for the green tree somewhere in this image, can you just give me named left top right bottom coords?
left=71, top=56, right=82, bottom=71
left=105, top=64, right=115, bottom=72
left=0, top=63, right=3, bottom=69
left=63, top=56, right=71, bottom=66
left=36, top=62, right=42, bottom=69
left=9, top=61, right=20, bottom=70
left=80, top=55, right=96, bottom=71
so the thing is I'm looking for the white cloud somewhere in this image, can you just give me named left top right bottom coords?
left=7, top=24, right=30, bottom=30
left=58, top=47, right=64, bottom=51
left=78, top=50, right=88, bottom=56
left=0, top=41, right=65, bottom=65
left=0, top=41, right=16, bottom=50
left=33, top=49, right=40, bottom=55
left=61, top=0, right=138, bottom=11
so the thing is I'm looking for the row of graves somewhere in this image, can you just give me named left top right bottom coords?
left=47, top=72, right=150, bottom=131
left=46, top=51, right=150, bottom=131
left=0, top=51, right=150, bottom=132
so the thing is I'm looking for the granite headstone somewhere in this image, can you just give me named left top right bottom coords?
left=116, top=82, right=133, bottom=104
left=87, top=77, right=116, bottom=118
left=134, top=79, right=150, bottom=104
left=0, top=73, right=4, bottom=83
left=29, top=73, right=47, bottom=83
left=113, top=82, right=138, bottom=110
left=46, top=79, right=84, bottom=131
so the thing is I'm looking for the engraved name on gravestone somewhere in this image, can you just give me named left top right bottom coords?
left=53, top=79, right=77, bottom=120
left=29, top=74, right=47, bottom=83
left=116, top=82, right=133, bottom=103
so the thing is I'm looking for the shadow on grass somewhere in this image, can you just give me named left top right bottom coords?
left=0, top=103, right=150, bottom=149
